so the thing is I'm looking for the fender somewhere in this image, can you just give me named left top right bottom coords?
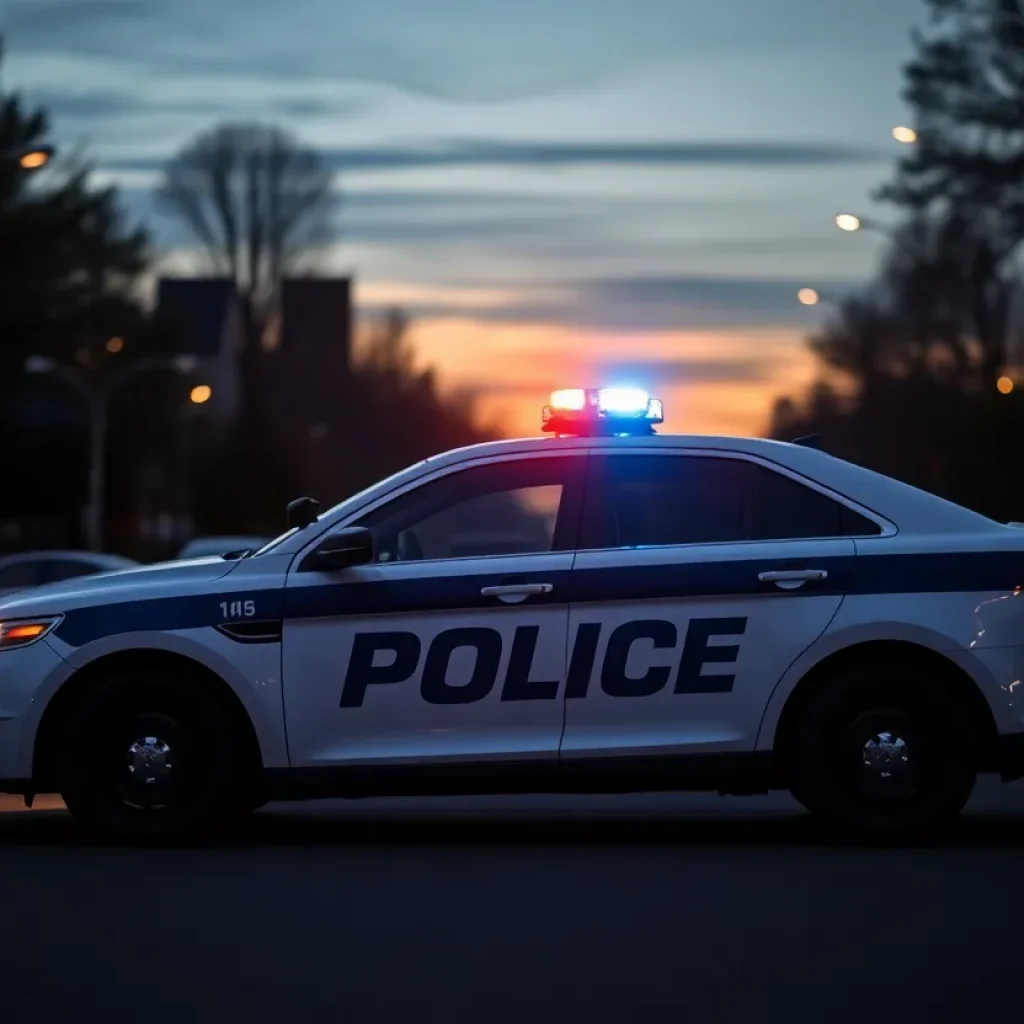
left=754, top=620, right=1004, bottom=752
left=28, top=629, right=288, bottom=774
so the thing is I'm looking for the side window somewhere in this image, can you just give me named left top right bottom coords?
left=354, top=457, right=585, bottom=562
left=582, top=454, right=880, bottom=549
left=747, top=464, right=881, bottom=540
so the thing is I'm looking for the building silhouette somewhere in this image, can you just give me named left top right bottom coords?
left=155, top=275, right=353, bottom=499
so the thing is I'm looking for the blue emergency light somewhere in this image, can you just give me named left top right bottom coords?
left=542, top=387, right=664, bottom=436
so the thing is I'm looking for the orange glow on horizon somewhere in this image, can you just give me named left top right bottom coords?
left=399, top=317, right=817, bottom=440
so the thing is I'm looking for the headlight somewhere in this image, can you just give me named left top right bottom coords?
left=0, top=617, right=61, bottom=651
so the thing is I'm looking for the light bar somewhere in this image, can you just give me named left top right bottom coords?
left=550, top=388, right=587, bottom=412
left=597, top=387, right=651, bottom=415
left=542, top=387, right=664, bottom=436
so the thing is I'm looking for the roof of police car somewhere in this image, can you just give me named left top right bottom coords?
left=415, top=432, right=1001, bottom=536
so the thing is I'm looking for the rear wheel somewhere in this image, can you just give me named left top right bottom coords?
left=788, top=667, right=979, bottom=838
left=55, top=668, right=251, bottom=844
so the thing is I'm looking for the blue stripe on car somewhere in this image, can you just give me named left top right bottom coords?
left=48, top=552, right=1024, bottom=647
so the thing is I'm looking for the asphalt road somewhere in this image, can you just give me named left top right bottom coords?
left=3, top=783, right=1024, bottom=1023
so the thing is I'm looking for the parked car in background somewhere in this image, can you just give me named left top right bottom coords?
left=0, top=550, right=137, bottom=597
left=177, top=536, right=269, bottom=559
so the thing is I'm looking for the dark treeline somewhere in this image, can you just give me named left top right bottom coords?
left=771, top=0, right=1024, bottom=521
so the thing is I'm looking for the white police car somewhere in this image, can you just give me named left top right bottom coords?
left=1, top=386, right=1022, bottom=842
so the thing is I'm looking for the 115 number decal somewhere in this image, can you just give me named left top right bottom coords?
left=219, top=599, right=256, bottom=619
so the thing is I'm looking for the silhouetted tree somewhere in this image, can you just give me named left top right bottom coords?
left=770, top=0, right=1024, bottom=520
left=878, top=0, right=1024, bottom=388
left=158, top=123, right=336, bottom=333
left=0, top=57, right=148, bottom=376
left=0, top=46, right=160, bottom=549
left=156, top=124, right=337, bottom=540
left=340, top=308, right=497, bottom=494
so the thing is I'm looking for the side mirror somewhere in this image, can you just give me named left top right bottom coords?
left=301, top=527, right=374, bottom=572
left=287, top=496, right=321, bottom=530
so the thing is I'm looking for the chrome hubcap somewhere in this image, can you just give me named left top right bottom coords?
left=127, top=736, right=173, bottom=784
left=861, top=731, right=910, bottom=779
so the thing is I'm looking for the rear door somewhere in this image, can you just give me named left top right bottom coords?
left=560, top=449, right=881, bottom=761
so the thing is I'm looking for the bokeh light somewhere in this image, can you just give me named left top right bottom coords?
left=17, top=148, right=51, bottom=170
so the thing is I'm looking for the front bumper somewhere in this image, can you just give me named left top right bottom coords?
left=0, top=638, right=70, bottom=781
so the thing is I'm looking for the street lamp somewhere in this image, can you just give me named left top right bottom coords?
left=25, top=353, right=202, bottom=551
left=797, top=287, right=842, bottom=309
left=892, top=126, right=918, bottom=145
left=834, top=212, right=920, bottom=260
left=1, top=143, right=55, bottom=170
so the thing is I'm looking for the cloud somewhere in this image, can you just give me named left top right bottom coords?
left=6, top=0, right=160, bottom=32
left=1, top=0, right=638, bottom=102
left=1, top=0, right=926, bottom=114
left=24, top=85, right=369, bottom=126
left=468, top=356, right=774, bottom=392
left=358, top=274, right=854, bottom=330
left=5, top=0, right=173, bottom=64
left=106, top=138, right=884, bottom=176
left=25, top=88, right=216, bottom=122
left=110, top=172, right=861, bottom=331
left=271, top=97, right=368, bottom=118
left=574, top=275, right=811, bottom=314
left=409, top=275, right=837, bottom=328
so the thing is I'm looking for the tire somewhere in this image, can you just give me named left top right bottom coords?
left=788, top=667, right=979, bottom=838
left=55, top=668, right=250, bottom=844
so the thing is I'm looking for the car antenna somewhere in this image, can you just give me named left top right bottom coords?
left=791, top=434, right=823, bottom=450
left=287, top=496, right=321, bottom=530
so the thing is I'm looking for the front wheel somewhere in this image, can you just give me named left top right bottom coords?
left=788, top=668, right=979, bottom=838
left=56, top=668, right=250, bottom=844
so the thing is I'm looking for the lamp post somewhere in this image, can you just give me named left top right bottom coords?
left=834, top=213, right=919, bottom=259
left=1, top=143, right=55, bottom=170
left=25, top=354, right=203, bottom=551
left=797, top=287, right=840, bottom=308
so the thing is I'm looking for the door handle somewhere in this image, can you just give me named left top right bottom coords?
left=758, top=569, right=828, bottom=590
left=480, top=583, right=554, bottom=602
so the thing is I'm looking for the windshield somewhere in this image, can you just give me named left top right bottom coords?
left=251, top=459, right=431, bottom=556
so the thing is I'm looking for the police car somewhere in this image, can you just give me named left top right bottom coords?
left=1, top=386, right=1022, bottom=842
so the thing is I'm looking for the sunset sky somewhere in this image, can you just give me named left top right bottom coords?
left=5, top=0, right=925, bottom=437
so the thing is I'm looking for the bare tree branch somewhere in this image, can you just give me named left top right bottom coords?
left=157, top=122, right=338, bottom=331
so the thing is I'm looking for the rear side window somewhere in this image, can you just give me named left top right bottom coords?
left=581, top=454, right=881, bottom=549
left=748, top=462, right=880, bottom=540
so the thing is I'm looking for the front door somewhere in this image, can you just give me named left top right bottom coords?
left=282, top=452, right=586, bottom=768
left=560, top=450, right=875, bottom=761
